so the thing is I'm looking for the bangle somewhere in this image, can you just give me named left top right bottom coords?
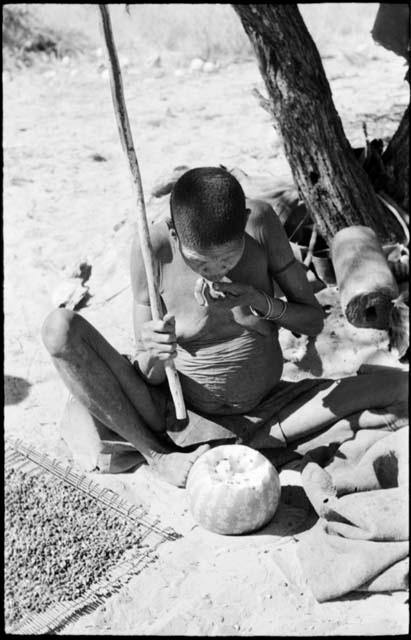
left=249, top=290, right=271, bottom=318
left=269, top=298, right=288, bottom=321
left=249, top=291, right=288, bottom=321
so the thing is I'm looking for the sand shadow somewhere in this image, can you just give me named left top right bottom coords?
left=4, top=375, right=32, bottom=405
left=226, top=482, right=317, bottom=543
left=336, top=590, right=375, bottom=602
left=298, top=335, right=323, bottom=377
left=373, top=451, right=399, bottom=488
left=256, top=484, right=316, bottom=538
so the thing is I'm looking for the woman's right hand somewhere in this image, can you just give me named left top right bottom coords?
left=141, top=313, right=177, bottom=364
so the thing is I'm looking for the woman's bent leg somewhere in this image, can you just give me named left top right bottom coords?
left=279, top=370, right=408, bottom=444
left=42, top=308, right=169, bottom=455
left=42, top=308, right=209, bottom=486
left=60, top=394, right=145, bottom=473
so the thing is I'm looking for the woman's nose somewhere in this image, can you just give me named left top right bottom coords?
left=207, top=272, right=224, bottom=281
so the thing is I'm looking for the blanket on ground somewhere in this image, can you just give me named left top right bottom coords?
left=297, top=426, right=409, bottom=602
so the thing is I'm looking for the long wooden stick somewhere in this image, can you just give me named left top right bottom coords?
left=98, top=4, right=186, bottom=419
left=303, top=224, right=318, bottom=267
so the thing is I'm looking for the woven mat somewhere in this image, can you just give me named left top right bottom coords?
left=5, top=438, right=182, bottom=634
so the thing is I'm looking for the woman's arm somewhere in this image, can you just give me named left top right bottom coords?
left=256, top=203, right=325, bottom=336
left=130, top=234, right=173, bottom=385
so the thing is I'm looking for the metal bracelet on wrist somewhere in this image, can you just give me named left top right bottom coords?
left=249, top=290, right=287, bottom=321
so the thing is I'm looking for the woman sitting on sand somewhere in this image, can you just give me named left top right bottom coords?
left=41, top=167, right=408, bottom=487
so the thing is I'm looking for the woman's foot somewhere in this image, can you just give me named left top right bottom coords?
left=148, top=444, right=210, bottom=487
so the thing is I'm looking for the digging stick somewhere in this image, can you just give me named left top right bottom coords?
left=98, top=4, right=187, bottom=420
left=303, top=224, right=318, bottom=268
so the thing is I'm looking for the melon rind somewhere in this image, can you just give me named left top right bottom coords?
left=186, top=444, right=281, bottom=535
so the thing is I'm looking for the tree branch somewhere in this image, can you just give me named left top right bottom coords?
left=232, top=4, right=403, bottom=245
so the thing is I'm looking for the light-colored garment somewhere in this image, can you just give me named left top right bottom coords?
left=298, top=427, right=409, bottom=601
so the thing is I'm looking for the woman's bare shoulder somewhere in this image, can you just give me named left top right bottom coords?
left=245, top=198, right=283, bottom=239
left=131, top=218, right=172, bottom=261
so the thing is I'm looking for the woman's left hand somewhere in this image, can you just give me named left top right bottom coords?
left=195, top=279, right=268, bottom=313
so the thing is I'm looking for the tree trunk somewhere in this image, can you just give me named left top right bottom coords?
left=371, top=3, right=409, bottom=61
left=382, top=105, right=409, bottom=212
left=232, top=4, right=402, bottom=245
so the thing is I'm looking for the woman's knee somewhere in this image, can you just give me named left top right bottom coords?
left=41, top=308, right=84, bottom=356
left=387, top=369, right=408, bottom=403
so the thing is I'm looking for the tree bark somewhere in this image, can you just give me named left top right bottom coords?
left=232, top=4, right=402, bottom=245
left=382, top=105, right=409, bottom=212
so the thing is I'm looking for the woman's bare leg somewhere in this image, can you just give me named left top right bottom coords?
left=60, top=394, right=145, bottom=473
left=280, top=370, right=408, bottom=444
left=41, top=308, right=208, bottom=486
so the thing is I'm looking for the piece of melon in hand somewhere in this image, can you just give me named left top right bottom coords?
left=186, top=444, right=281, bottom=535
left=194, top=276, right=230, bottom=305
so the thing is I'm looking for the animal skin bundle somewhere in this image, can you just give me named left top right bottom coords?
left=331, top=226, right=399, bottom=329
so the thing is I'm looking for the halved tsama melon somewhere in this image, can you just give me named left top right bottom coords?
left=186, top=444, right=281, bottom=535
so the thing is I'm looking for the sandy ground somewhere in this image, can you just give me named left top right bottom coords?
left=4, top=42, right=409, bottom=635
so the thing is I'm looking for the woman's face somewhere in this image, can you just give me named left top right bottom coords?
left=178, top=236, right=245, bottom=281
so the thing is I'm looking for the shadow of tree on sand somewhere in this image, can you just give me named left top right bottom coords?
left=4, top=375, right=32, bottom=405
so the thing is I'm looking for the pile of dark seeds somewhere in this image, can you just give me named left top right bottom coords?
left=5, top=466, right=150, bottom=629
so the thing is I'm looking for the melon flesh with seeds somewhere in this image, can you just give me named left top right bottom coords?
left=186, top=444, right=281, bottom=535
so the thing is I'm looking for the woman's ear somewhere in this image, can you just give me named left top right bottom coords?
left=245, top=208, right=251, bottom=219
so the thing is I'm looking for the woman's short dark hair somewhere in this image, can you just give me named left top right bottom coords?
left=170, top=167, right=247, bottom=250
